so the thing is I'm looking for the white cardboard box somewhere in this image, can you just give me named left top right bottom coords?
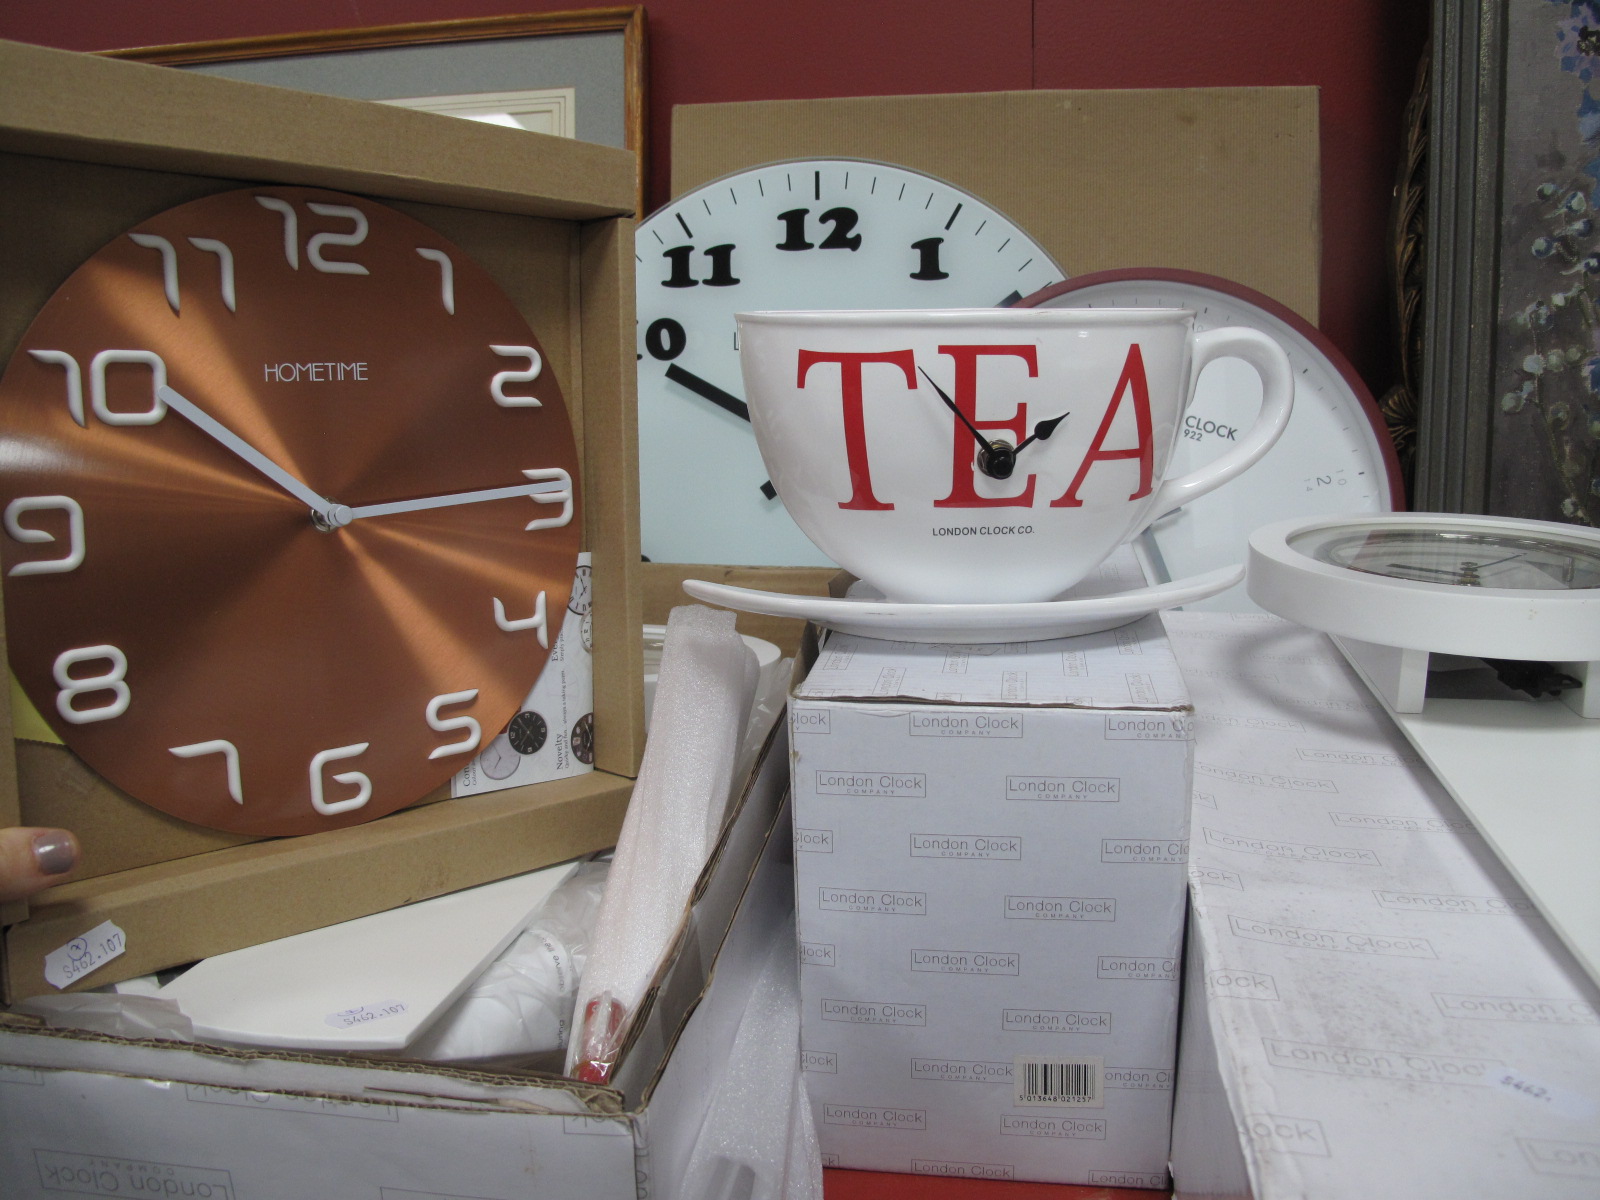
left=789, top=557, right=1193, bottom=1187
left=1165, top=612, right=1600, bottom=1199
left=0, top=729, right=793, bottom=1200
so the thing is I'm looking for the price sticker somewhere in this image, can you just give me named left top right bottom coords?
left=43, top=920, right=127, bottom=989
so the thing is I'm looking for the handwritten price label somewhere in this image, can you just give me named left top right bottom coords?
left=1496, top=1069, right=1598, bottom=1121
left=324, top=1000, right=409, bottom=1030
left=43, top=920, right=127, bottom=989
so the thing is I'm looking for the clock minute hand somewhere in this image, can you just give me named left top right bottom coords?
left=156, top=385, right=344, bottom=526
left=347, top=476, right=569, bottom=520
left=918, top=367, right=991, bottom=451
left=919, top=368, right=1062, bottom=482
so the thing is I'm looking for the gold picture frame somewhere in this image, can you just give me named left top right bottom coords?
left=102, top=7, right=648, bottom=217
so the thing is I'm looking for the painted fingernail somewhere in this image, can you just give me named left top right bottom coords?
left=32, top=833, right=76, bottom=876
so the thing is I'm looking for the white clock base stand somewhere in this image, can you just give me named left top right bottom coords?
left=1331, top=636, right=1600, bottom=988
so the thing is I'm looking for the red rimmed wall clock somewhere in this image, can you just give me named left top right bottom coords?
left=0, top=186, right=581, bottom=837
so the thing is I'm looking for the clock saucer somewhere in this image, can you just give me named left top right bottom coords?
left=681, top=564, right=1242, bottom=644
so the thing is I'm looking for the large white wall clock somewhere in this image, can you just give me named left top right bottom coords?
left=1020, top=268, right=1404, bottom=609
left=635, top=158, right=1065, bottom=566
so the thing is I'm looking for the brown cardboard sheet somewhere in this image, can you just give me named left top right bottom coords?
left=672, top=88, right=1320, bottom=323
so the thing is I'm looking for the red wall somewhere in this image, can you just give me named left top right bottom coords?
left=1, top=0, right=1429, bottom=396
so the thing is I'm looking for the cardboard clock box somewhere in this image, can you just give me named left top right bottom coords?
left=787, top=550, right=1193, bottom=1187
left=0, top=40, right=646, bottom=1002
left=0, top=720, right=796, bottom=1200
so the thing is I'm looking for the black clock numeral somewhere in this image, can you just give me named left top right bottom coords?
left=775, top=208, right=813, bottom=251
left=644, top=318, right=688, bottom=362
left=660, top=244, right=740, bottom=289
left=776, top=207, right=862, bottom=253
left=910, top=237, right=950, bottom=281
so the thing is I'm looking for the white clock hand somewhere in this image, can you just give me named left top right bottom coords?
left=347, top=469, right=573, bottom=529
left=156, top=384, right=344, bottom=525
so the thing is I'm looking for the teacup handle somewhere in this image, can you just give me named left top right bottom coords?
left=1141, top=326, right=1294, bottom=522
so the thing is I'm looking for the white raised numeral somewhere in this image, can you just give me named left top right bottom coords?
left=522, top=468, right=573, bottom=530
left=306, top=203, right=370, bottom=275
left=170, top=739, right=244, bottom=805
left=310, top=743, right=372, bottom=815
left=90, top=350, right=167, bottom=425
left=54, top=645, right=131, bottom=725
left=490, top=345, right=544, bottom=406
left=5, top=496, right=85, bottom=575
left=494, top=590, right=549, bottom=647
left=128, top=233, right=181, bottom=314
left=187, top=238, right=238, bottom=312
left=28, top=350, right=85, bottom=426
left=425, top=690, right=481, bottom=760
left=255, top=195, right=299, bottom=269
left=416, top=247, right=455, bottom=314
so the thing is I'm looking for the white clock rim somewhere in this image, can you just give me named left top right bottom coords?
left=1016, top=267, right=1407, bottom=510
left=1247, top=513, right=1600, bottom=660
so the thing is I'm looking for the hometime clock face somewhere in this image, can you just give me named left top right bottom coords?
left=636, top=158, right=1065, bottom=566
left=0, top=186, right=581, bottom=836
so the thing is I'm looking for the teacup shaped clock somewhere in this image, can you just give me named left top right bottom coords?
left=733, top=308, right=1293, bottom=606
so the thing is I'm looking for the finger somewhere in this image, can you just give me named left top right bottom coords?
left=0, top=826, right=80, bottom=903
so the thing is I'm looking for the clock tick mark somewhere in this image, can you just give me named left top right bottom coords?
left=1016, top=258, right=1034, bottom=272
left=974, top=220, right=986, bottom=236
left=944, top=203, right=963, bottom=231
left=760, top=481, right=778, bottom=501
left=676, top=214, right=694, bottom=239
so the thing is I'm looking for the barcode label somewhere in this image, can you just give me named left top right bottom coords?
left=1014, top=1056, right=1103, bottom=1108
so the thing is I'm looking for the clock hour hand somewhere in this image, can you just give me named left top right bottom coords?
left=1015, top=411, right=1070, bottom=452
left=662, top=363, right=781, bottom=498
left=156, top=384, right=345, bottom=526
left=664, top=363, right=750, bottom=421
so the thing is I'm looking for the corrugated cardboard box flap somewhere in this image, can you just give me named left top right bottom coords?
left=0, top=40, right=636, bottom=220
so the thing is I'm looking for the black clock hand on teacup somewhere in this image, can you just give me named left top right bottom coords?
left=917, top=368, right=1069, bottom=481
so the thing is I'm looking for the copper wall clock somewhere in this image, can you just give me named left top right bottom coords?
left=0, top=186, right=581, bottom=836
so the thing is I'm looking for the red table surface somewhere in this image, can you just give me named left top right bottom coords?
left=823, top=1169, right=1170, bottom=1199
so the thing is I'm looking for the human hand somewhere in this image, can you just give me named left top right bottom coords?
left=0, top=826, right=79, bottom=903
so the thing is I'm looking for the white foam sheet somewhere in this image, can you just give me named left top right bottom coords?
left=1164, top=612, right=1600, bottom=1199
left=567, top=604, right=758, bottom=1076
left=151, top=860, right=579, bottom=1051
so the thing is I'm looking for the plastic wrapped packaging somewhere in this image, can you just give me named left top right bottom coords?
left=680, top=924, right=822, bottom=1200
left=398, top=858, right=609, bottom=1066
